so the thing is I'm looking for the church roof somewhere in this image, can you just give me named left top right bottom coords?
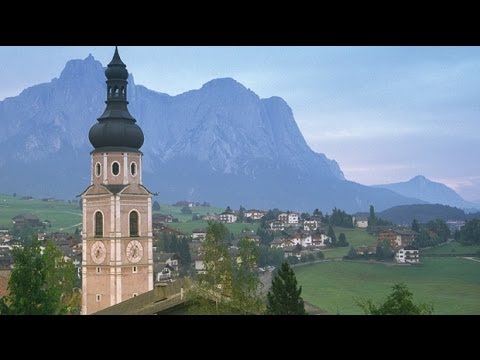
left=89, top=47, right=144, bottom=151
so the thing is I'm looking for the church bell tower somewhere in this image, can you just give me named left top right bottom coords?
left=81, top=47, right=154, bottom=315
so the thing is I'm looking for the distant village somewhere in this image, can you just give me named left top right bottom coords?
left=1, top=197, right=466, bottom=299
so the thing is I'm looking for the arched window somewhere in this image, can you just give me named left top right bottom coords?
left=121, top=86, right=126, bottom=97
left=108, top=87, right=112, bottom=97
left=112, top=162, right=120, bottom=176
left=114, top=87, right=119, bottom=97
left=129, top=211, right=139, bottom=237
left=95, top=212, right=103, bottom=237
left=130, top=162, right=136, bottom=176
left=95, top=163, right=101, bottom=177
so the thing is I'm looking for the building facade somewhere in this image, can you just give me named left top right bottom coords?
left=80, top=48, right=154, bottom=315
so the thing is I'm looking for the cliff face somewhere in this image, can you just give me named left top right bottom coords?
left=0, top=55, right=423, bottom=212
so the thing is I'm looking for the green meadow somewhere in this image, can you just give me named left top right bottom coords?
left=294, top=257, right=480, bottom=315
left=0, top=194, right=81, bottom=233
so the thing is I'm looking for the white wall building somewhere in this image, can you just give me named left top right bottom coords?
left=395, top=246, right=420, bottom=264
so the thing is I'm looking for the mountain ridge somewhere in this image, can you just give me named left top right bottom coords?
left=373, top=175, right=478, bottom=211
left=0, top=54, right=428, bottom=212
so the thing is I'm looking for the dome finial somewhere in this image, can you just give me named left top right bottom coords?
left=109, top=46, right=126, bottom=67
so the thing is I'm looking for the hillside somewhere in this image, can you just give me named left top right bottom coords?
left=374, top=175, right=479, bottom=210
left=377, top=203, right=466, bottom=225
left=0, top=54, right=425, bottom=212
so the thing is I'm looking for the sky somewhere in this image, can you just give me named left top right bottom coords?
left=1, top=46, right=479, bottom=203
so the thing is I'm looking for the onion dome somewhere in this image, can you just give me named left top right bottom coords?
left=89, top=47, right=144, bottom=150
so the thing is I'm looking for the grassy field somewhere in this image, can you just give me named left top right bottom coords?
left=169, top=220, right=259, bottom=236
left=321, top=227, right=377, bottom=259
left=294, top=257, right=480, bottom=315
left=154, top=204, right=224, bottom=223
left=421, top=241, right=480, bottom=255
left=0, top=194, right=82, bottom=233
left=0, top=193, right=246, bottom=236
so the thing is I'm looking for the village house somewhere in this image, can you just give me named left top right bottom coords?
left=303, top=220, right=319, bottom=231
left=395, top=245, right=420, bottom=264
left=219, top=212, right=237, bottom=223
left=11, top=214, right=42, bottom=228
left=154, top=252, right=180, bottom=282
left=270, top=237, right=294, bottom=249
left=378, top=229, right=416, bottom=248
left=202, top=213, right=219, bottom=221
left=312, top=233, right=329, bottom=247
left=353, top=216, right=369, bottom=228
left=244, top=209, right=265, bottom=220
left=278, top=212, right=299, bottom=225
left=269, top=220, right=285, bottom=231
left=153, top=224, right=186, bottom=238
left=283, top=246, right=302, bottom=259
left=191, top=229, right=207, bottom=242
left=152, top=213, right=173, bottom=225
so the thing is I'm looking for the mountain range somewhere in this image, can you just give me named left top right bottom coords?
left=374, top=176, right=478, bottom=211
left=0, top=54, right=475, bottom=212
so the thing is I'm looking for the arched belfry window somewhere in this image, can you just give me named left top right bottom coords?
left=121, top=86, right=126, bottom=97
left=95, top=163, right=101, bottom=177
left=130, top=211, right=139, bottom=237
left=112, top=162, right=120, bottom=176
left=130, top=162, right=136, bottom=176
left=114, top=86, right=119, bottom=97
left=108, top=87, right=112, bottom=97
left=95, top=212, right=103, bottom=237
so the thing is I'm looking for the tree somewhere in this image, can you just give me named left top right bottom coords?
left=338, top=232, right=349, bottom=247
left=313, top=208, right=322, bottom=217
left=237, top=205, right=246, bottom=222
left=189, top=222, right=233, bottom=314
left=316, top=251, right=325, bottom=260
left=0, top=240, right=79, bottom=315
left=411, top=218, right=420, bottom=233
left=457, top=219, right=480, bottom=245
left=327, top=225, right=337, bottom=246
left=266, top=262, right=307, bottom=315
left=152, top=201, right=161, bottom=211
left=345, top=246, right=357, bottom=259
left=231, top=238, right=264, bottom=314
left=375, top=239, right=393, bottom=261
left=368, top=205, right=376, bottom=228
left=189, top=222, right=263, bottom=314
left=357, top=283, right=433, bottom=315
left=181, top=206, right=192, bottom=214
left=300, top=212, right=311, bottom=221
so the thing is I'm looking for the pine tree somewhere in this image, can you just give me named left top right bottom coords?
left=266, top=262, right=307, bottom=315
left=327, top=225, right=337, bottom=246
left=411, top=219, right=420, bottom=233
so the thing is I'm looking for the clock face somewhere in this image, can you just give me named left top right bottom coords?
left=126, top=240, right=143, bottom=263
left=91, top=241, right=106, bottom=264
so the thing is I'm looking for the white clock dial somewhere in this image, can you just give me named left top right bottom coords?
left=126, top=240, right=143, bottom=263
left=91, top=241, right=106, bottom=264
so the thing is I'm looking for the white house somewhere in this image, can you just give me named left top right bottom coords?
left=278, top=213, right=299, bottom=225
left=192, top=229, right=207, bottom=242
left=312, top=234, right=329, bottom=247
left=354, top=216, right=369, bottom=228
left=288, top=213, right=299, bottom=224
left=219, top=212, right=237, bottom=223
left=395, top=245, right=420, bottom=264
left=303, top=220, right=319, bottom=231
left=244, top=210, right=265, bottom=220
left=270, top=221, right=285, bottom=231
left=290, top=234, right=313, bottom=247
